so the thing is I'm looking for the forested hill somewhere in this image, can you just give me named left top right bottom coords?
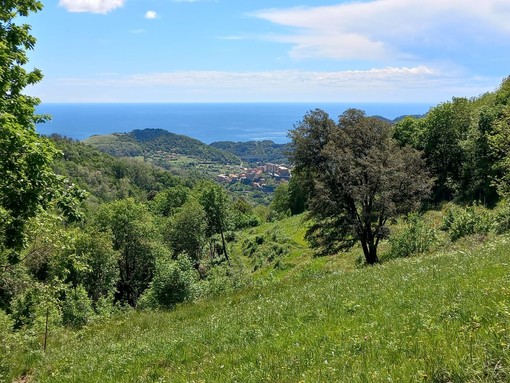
left=83, top=128, right=240, bottom=165
left=210, top=140, right=290, bottom=165
left=50, top=135, right=184, bottom=203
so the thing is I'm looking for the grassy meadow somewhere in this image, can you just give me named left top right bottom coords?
left=6, top=222, right=510, bottom=382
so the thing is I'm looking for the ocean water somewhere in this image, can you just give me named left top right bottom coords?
left=35, top=103, right=432, bottom=144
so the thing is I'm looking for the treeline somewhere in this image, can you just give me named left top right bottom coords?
left=210, top=140, right=290, bottom=165
left=271, top=77, right=510, bottom=220
left=392, top=77, right=510, bottom=204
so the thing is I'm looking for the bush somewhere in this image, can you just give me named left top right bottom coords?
left=139, top=255, right=198, bottom=310
left=441, top=204, right=492, bottom=241
left=62, top=286, right=93, bottom=328
left=387, top=214, right=437, bottom=259
left=493, top=201, right=510, bottom=234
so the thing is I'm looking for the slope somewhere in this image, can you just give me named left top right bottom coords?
left=10, top=233, right=510, bottom=382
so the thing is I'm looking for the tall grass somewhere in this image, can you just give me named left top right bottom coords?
left=8, top=235, right=510, bottom=382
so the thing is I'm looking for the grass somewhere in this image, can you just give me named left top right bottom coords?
left=7, top=231, right=510, bottom=382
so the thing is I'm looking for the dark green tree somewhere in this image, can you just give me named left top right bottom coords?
left=289, top=109, right=432, bottom=264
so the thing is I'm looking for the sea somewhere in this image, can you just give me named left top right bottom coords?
left=35, top=103, right=432, bottom=144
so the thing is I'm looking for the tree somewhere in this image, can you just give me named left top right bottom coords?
left=196, top=182, right=231, bottom=263
left=93, top=199, right=158, bottom=306
left=422, top=98, right=471, bottom=201
left=289, top=109, right=431, bottom=264
left=0, top=1, right=84, bottom=259
left=166, top=199, right=207, bottom=265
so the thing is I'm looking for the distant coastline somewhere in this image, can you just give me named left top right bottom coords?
left=35, top=102, right=432, bottom=144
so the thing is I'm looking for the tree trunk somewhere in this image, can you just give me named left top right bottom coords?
left=220, top=228, right=230, bottom=265
left=360, top=239, right=379, bottom=265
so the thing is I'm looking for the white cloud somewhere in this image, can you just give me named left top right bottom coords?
left=59, top=0, right=125, bottom=14
left=145, top=10, right=158, bottom=19
left=31, top=67, right=500, bottom=103
left=253, top=0, right=510, bottom=61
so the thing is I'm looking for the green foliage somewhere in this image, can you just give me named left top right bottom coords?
left=196, top=181, right=231, bottom=261
left=242, top=227, right=291, bottom=271
left=139, top=255, right=198, bottom=309
left=229, top=197, right=260, bottom=230
left=210, top=140, right=289, bottom=165
left=0, top=0, right=44, bottom=126
left=492, top=201, right=510, bottom=234
left=290, top=108, right=432, bottom=263
left=62, top=285, right=93, bottom=328
left=75, top=230, right=119, bottom=304
left=94, top=199, right=159, bottom=306
left=0, top=309, right=13, bottom=379
left=166, top=199, right=207, bottom=265
left=387, top=213, right=437, bottom=259
left=392, top=116, right=426, bottom=149
left=269, top=182, right=291, bottom=219
left=441, top=204, right=492, bottom=241
left=150, top=185, right=189, bottom=217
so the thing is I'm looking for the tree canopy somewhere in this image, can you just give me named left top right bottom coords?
left=0, top=1, right=85, bottom=259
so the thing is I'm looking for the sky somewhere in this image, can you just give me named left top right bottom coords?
left=24, top=0, right=510, bottom=103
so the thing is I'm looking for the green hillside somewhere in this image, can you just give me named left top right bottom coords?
left=210, top=140, right=290, bottom=165
left=7, top=226, right=510, bottom=382
left=50, top=135, right=184, bottom=203
left=84, top=128, right=240, bottom=166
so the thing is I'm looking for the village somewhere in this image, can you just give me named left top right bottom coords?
left=216, top=163, right=291, bottom=192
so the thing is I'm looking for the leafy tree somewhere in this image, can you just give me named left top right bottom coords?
left=422, top=98, right=471, bottom=201
left=75, top=230, right=119, bottom=304
left=93, top=199, right=158, bottom=306
left=0, top=1, right=84, bottom=259
left=289, top=109, right=431, bottom=264
left=166, top=199, right=207, bottom=265
left=151, top=185, right=189, bottom=217
left=138, top=255, right=198, bottom=309
left=196, top=182, right=231, bottom=262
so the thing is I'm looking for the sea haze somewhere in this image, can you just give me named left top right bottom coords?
left=35, top=103, right=432, bottom=144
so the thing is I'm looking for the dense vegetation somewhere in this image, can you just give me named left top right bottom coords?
left=2, top=2, right=510, bottom=382
left=210, top=140, right=290, bottom=165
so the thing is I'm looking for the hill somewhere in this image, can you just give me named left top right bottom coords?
left=210, top=140, right=290, bottom=165
left=84, top=128, right=241, bottom=166
left=49, top=134, right=184, bottom=203
left=8, top=223, right=510, bottom=382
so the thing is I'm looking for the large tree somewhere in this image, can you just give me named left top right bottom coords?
left=289, top=109, right=431, bottom=264
left=0, top=1, right=84, bottom=260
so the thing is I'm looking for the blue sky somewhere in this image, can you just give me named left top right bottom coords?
left=26, top=0, right=510, bottom=103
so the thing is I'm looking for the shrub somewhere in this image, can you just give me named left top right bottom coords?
left=139, top=255, right=198, bottom=310
left=62, top=285, right=93, bottom=328
left=387, top=213, right=437, bottom=259
left=493, top=201, right=510, bottom=234
left=441, top=204, right=492, bottom=241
